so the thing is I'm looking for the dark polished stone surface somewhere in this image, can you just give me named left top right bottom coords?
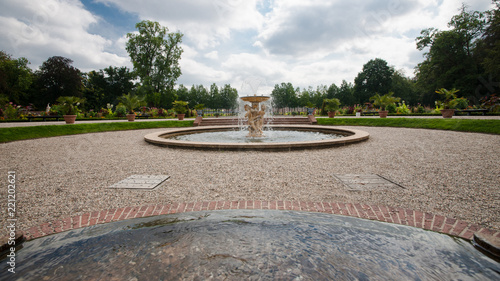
left=2, top=210, right=499, bottom=280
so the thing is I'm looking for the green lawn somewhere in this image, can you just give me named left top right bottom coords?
left=0, top=120, right=194, bottom=143
left=317, top=118, right=500, bottom=135
left=1, top=118, right=498, bottom=143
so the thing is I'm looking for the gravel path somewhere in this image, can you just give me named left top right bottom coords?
left=1, top=126, right=499, bottom=237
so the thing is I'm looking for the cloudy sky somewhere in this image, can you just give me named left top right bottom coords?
left=0, top=0, right=494, bottom=95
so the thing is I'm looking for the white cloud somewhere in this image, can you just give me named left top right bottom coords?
left=96, top=0, right=264, bottom=49
left=0, top=0, right=130, bottom=71
left=204, top=51, right=219, bottom=60
left=1, top=0, right=496, bottom=96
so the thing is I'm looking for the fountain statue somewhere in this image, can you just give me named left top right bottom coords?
left=240, top=94, right=270, bottom=137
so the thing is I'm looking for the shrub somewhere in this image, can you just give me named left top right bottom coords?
left=115, top=104, right=127, bottom=117
left=3, top=103, right=20, bottom=119
left=454, top=97, right=469, bottom=110
left=386, top=103, right=397, bottom=113
left=417, top=104, right=426, bottom=113
left=396, top=101, right=411, bottom=114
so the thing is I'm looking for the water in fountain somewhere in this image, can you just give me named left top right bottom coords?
left=169, top=95, right=344, bottom=144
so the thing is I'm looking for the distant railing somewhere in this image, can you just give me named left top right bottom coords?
left=200, top=107, right=311, bottom=117
left=202, top=108, right=238, bottom=117
left=273, top=107, right=309, bottom=116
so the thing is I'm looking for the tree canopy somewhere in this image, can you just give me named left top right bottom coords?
left=34, top=56, right=83, bottom=108
left=414, top=3, right=499, bottom=104
left=353, top=58, right=394, bottom=104
left=126, top=20, right=183, bottom=95
left=0, top=51, right=32, bottom=105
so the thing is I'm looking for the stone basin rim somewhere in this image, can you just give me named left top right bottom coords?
left=144, top=125, right=370, bottom=151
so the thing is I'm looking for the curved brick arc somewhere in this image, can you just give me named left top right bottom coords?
left=23, top=201, right=500, bottom=242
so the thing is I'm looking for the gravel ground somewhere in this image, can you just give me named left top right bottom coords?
left=1, top=126, right=499, bottom=237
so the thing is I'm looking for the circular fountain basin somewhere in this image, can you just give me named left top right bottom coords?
left=3, top=210, right=499, bottom=280
left=144, top=125, right=369, bottom=151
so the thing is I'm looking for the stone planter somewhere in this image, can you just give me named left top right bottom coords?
left=378, top=110, right=388, bottom=118
left=63, top=115, right=77, bottom=124
left=126, top=114, right=136, bottom=122
left=440, top=109, right=455, bottom=119
left=177, top=114, right=185, bottom=120
left=328, top=111, right=336, bottom=118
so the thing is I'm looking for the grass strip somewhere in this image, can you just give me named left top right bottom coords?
left=317, top=118, right=500, bottom=134
left=0, top=120, right=194, bottom=143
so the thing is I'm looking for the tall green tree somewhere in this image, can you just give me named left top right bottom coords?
left=83, top=66, right=135, bottom=110
left=188, top=85, right=209, bottom=107
left=208, top=83, right=221, bottom=109
left=415, top=4, right=487, bottom=104
left=391, top=70, right=419, bottom=105
left=175, top=84, right=190, bottom=103
left=126, top=20, right=183, bottom=95
left=271, top=82, right=298, bottom=109
left=219, top=84, right=238, bottom=110
left=477, top=1, right=500, bottom=86
left=34, top=56, right=83, bottom=108
left=0, top=51, right=33, bottom=105
left=353, top=58, right=394, bottom=104
left=337, top=80, right=356, bottom=106
left=326, top=83, right=339, bottom=100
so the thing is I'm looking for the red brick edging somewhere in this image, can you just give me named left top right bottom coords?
left=23, top=201, right=500, bottom=241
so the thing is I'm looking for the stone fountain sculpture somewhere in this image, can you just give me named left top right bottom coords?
left=240, top=95, right=270, bottom=137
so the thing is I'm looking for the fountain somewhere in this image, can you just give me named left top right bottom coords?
left=144, top=94, right=369, bottom=151
left=240, top=95, right=270, bottom=137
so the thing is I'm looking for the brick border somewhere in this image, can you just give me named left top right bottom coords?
left=22, top=201, right=500, bottom=242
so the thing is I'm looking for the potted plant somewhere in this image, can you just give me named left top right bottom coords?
left=353, top=104, right=363, bottom=117
left=435, top=88, right=460, bottom=118
left=118, top=93, right=146, bottom=121
left=305, top=102, right=315, bottom=115
left=172, top=100, right=188, bottom=120
left=194, top=104, right=205, bottom=117
left=323, top=98, right=341, bottom=118
left=370, top=92, right=400, bottom=118
left=56, top=96, right=85, bottom=124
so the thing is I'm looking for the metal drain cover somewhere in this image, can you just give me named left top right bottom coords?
left=108, top=175, right=170, bottom=190
left=334, top=174, right=404, bottom=191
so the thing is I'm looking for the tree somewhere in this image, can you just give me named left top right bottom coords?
left=477, top=1, right=500, bottom=85
left=271, top=82, right=298, bottom=109
left=391, top=70, right=419, bottom=105
left=175, top=84, right=189, bottom=103
left=353, top=58, right=394, bottom=104
left=337, top=80, right=355, bottom=106
left=126, top=20, right=183, bottom=95
left=326, top=83, right=339, bottom=99
left=34, top=56, right=83, bottom=108
left=188, top=85, right=209, bottom=107
left=219, top=84, right=238, bottom=110
left=83, top=66, right=135, bottom=110
left=208, top=83, right=221, bottom=109
left=0, top=51, right=33, bottom=105
left=415, top=5, right=487, bottom=104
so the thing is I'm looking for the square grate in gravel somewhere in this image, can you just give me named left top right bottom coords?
left=108, top=175, right=170, bottom=190
left=333, top=174, right=405, bottom=191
